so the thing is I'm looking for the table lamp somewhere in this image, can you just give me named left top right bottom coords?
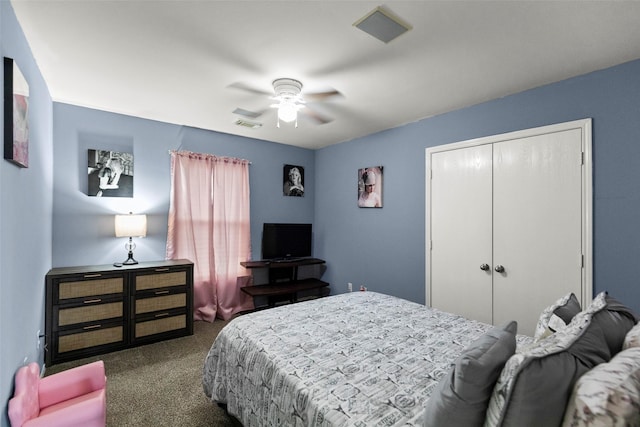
left=114, top=212, right=147, bottom=265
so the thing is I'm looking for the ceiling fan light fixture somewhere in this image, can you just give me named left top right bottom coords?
left=272, top=78, right=304, bottom=128
left=277, top=100, right=298, bottom=123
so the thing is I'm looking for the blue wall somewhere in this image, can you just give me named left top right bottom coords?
left=0, top=3, right=53, bottom=425
left=52, top=59, right=640, bottom=317
left=52, top=58, right=640, bottom=319
left=51, top=104, right=316, bottom=267
left=315, top=59, right=640, bottom=315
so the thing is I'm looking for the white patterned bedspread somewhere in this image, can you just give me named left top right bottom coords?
left=203, top=292, right=498, bottom=426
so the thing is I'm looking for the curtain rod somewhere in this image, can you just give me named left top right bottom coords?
left=168, top=149, right=251, bottom=164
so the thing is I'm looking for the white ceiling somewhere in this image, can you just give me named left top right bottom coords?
left=10, top=1, right=640, bottom=150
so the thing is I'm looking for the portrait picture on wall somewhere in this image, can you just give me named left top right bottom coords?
left=283, top=164, right=304, bottom=197
left=87, top=149, right=134, bottom=197
left=358, top=166, right=383, bottom=208
left=3, top=57, right=30, bottom=168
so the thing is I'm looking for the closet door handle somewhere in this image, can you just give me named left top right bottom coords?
left=480, top=264, right=490, bottom=271
left=494, top=265, right=505, bottom=273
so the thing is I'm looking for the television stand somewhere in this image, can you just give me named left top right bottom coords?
left=270, top=257, right=304, bottom=263
left=240, top=258, right=329, bottom=308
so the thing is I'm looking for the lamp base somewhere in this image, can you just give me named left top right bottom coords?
left=122, top=251, right=138, bottom=265
left=120, top=237, right=139, bottom=265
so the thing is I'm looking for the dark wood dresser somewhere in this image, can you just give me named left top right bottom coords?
left=45, top=259, right=193, bottom=366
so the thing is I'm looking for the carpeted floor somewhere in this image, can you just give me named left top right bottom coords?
left=46, top=320, right=238, bottom=426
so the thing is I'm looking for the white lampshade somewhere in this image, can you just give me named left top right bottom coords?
left=115, top=214, right=147, bottom=237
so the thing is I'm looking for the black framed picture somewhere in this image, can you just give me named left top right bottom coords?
left=87, top=149, right=134, bottom=197
left=358, top=166, right=383, bottom=208
left=3, top=57, right=29, bottom=168
left=283, top=164, right=304, bottom=197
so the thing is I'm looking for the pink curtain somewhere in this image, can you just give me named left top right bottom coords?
left=166, top=150, right=254, bottom=321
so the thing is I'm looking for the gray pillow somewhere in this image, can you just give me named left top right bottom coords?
left=553, top=293, right=582, bottom=325
left=533, top=292, right=582, bottom=341
left=423, top=321, right=517, bottom=427
left=485, top=292, right=638, bottom=427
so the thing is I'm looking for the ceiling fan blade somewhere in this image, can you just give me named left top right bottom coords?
left=300, top=106, right=333, bottom=125
left=304, top=89, right=344, bottom=102
left=232, top=107, right=269, bottom=119
left=228, top=81, right=272, bottom=96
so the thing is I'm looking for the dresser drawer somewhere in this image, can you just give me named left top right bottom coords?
left=57, top=301, right=123, bottom=328
left=135, top=271, right=186, bottom=291
left=57, top=276, right=124, bottom=302
left=135, top=313, right=187, bottom=338
left=56, top=324, right=125, bottom=354
left=135, top=293, right=186, bottom=315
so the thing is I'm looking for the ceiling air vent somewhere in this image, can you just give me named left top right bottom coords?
left=353, top=6, right=412, bottom=43
left=234, top=119, right=262, bottom=129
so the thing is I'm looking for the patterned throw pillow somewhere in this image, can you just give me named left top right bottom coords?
left=623, top=322, right=640, bottom=350
left=423, top=321, right=517, bottom=427
left=533, top=293, right=581, bottom=341
left=561, top=347, right=640, bottom=427
left=484, top=292, right=637, bottom=427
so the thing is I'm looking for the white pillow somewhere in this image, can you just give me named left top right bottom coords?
left=562, top=347, right=640, bottom=427
left=623, top=322, right=640, bottom=350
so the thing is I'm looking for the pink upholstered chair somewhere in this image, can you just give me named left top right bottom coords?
left=8, top=360, right=106, bottom=427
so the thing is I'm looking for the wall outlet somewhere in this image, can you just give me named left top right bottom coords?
left=347, top=282, right=353, bottom=292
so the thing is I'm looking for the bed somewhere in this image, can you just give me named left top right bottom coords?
left=203, top=291, right=640, bottom=427
left=203, top=292, right=528, bottom=426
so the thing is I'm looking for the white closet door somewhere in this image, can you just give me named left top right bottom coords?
left=492, top=129, right=583, bottom=335
left=430, top=145, right=493, bottom=324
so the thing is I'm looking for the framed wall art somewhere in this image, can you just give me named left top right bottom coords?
left=358, top=166, right=383, bottom=208
left=87, top=149, right=134, bottom=197
left=283, top=164, right=304, bottom=197
left=3, top=57, right=30, bottom=168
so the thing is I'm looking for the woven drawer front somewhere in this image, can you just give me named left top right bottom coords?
left=135, top=315, right=186, bottom=338
left=135, top=272, right=186, bottom=291
left=59, top=302, right=123, bottom=326
left=58, top=326, right=123, bottom=353
left=136, top=294, right=185, bottom=314
left=59, top=278, right=123, bottom=300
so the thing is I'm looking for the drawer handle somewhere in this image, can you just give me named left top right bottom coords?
left=83, top=274, right=102, bottom=278
left=84, top=299, right=102, bottom=304
left=154, top=268, right=170, bottom=272
left=155, top=312, right=170, bottom=318
left=83, top=324, right=101, bottom=330
left=155, top=290, right=170, bottom=295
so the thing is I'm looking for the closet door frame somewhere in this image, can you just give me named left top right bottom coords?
left=425, top=118, right=593, bottom=311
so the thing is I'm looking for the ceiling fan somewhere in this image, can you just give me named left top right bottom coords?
left=229, top=78, right=342, bottom=128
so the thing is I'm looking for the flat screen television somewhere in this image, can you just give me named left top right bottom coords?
left=262, top=223, right=312, bottom=260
